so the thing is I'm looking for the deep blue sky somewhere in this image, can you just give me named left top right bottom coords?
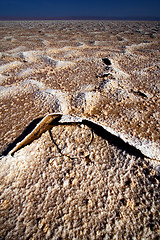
left=0, top=0, right=160, bottom=19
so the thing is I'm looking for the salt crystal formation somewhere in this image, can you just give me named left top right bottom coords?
left=0, top=20, right=160, bottom=239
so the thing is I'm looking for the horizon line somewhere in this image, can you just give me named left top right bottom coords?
left=0, top=16, right=160, bottom=21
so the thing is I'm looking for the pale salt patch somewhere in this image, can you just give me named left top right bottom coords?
left=17, top=68, right=36, bottom=78
left=63, top=49, right=82, bottom=58
left=0, top=52, right=9, bottom=59
left=63, top=179, right=70, bottom=188
left=111, top=60, right=130, bottom=79
left=79, top=84, right=95, bottom=92
left=42, top=40, right=51, bottom=46
left=22, top=79, right=44, bottom=89
left=7, top=46, right=26, bottom=54
left=45, top=48, right=62, bottom=55
left=19, top=51, right=42, bottom=62
left=0, top=85, right=18, bottom=97
left=0, top=78, right=69, bottom=114
left=44, top=88, right=69, bottom=114
left=84, top=91, right=101, bottom=114
left=94, top=41, right=110, bottom=46
left=44, top=56, right=74, bottom=68
left=125, top=42, right=152, bottom=55
left=0, top=61, right=22, bottom=74
left=0, top=74, right=7, bottom=85
left=0, top=79, right=43, bottom=98
left=55, top=60, right=74, bottom=68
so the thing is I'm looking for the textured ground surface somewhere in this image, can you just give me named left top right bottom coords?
left=0, top=20, right=160, bottom=239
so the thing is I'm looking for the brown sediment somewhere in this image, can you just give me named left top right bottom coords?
left=0, top=20, right=160, bottom=239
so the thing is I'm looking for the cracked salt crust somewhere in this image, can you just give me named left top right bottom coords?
left=0, top=121, right=159, bottom=239
left=3, top=113, right=160, bottom=161
left=0, top=20, right=160, bottom=239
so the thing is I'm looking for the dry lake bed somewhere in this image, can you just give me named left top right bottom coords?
left=0, top=20, right=160, bottom=239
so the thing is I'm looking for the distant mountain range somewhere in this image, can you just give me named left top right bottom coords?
left=0, top=16, right=160, bottom=21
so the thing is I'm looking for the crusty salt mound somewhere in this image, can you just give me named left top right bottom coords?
left=0, top=20, right=160, bottom=239
left=0, top=121, right=160, bottom=239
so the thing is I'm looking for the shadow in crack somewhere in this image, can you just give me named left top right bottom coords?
left=1, top=115, right=145, bottom=159
left=82, top=119, right=145, bottom=159
left=1, top=117, right=43, bottom=156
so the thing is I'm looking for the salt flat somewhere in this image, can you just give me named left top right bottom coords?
left=0, top=20, right=160, bottom=240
